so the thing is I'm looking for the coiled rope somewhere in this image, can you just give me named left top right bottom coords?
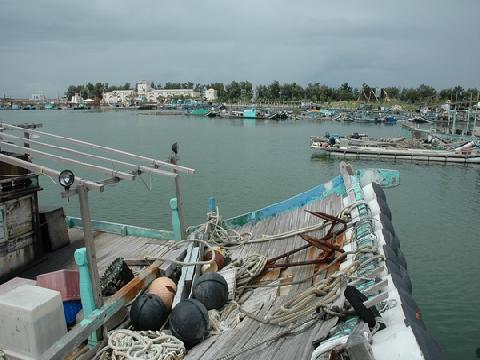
left=220, top=253, right=268, bottom=299
left=265, top=245, right=380, bottom=326
left=97, top=329, right=185, bottom=360
left=206, top=208, right=252, bottom=247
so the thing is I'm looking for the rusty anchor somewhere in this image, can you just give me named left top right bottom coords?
left=265, top=210, right=348, bottom=269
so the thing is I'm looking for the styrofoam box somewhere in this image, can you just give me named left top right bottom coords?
left=0, top=277, right=36, bottom=296
left=0, top=285, right=67, bottom=359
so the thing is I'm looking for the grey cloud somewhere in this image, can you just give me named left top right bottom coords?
left=0, top=0, right=479, bottom=97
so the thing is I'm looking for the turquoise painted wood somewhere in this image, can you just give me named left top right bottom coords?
left=74, top=247, right=98, bottom=347
left=226, top=175, right=346, bottom=227
left=170, top=197, right=181, bottom=241
left=208, top=196, right=217, bottom=213
left=356, top=168, right=400, bottom=189
left=65, top=217, right=174, bottom=240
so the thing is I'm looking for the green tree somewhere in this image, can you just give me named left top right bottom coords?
left=416, top=84, right=436, bottom=102
left=337, top=82, right=354, bottom=101
left=268, top=81, right=281, bottom=101
left=239, top=81, right=253, bottom=102
left=225, top=81, right=242, bottom=102
left=383, top=87, right=400, bottom=99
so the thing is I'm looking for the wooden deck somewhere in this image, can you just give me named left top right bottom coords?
left=186, top=193, right=344, bottom=360
left=18, top=228, right=179, bottom=280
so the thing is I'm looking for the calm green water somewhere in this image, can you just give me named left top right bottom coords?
left=1, top=110, right=479, bottom=359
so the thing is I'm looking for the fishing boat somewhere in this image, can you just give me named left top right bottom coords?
left=311, top=141, right=480, bottom=164
left=189, top=108, right=210, bottom=116
left=0, top=124, right=444, bottom=359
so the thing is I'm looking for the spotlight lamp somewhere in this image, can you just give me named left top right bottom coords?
left=58, top=169, right=75, bottom=190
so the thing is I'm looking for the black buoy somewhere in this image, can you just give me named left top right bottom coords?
left=192, top=272, right=228, bottom=310
left=170, top=299, right=209, bottom=347
left=130, top=293, right=169, bottom=331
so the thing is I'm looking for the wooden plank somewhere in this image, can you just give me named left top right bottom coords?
left=259, top=317, right=339, bottom=360
left=186, top=247, right=200, bottom=297
left=77, top=186, right=103, bottom=312
left=172, top=244, right=193, bottom=307
left=65, top=216, right=174, bottom=240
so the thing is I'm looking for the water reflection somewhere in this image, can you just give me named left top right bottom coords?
left=243, top=118, right=256, bottom=127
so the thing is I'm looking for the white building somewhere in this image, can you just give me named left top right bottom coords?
left=102, top=81, right=201, bottom=105
left=102, top=90, right=135, bottom=106
left=136, top=80, right=151, bottom=95
left=205, top=88, right=218, bottom=101
left=31, top=93, right=46, bottom=101
left=141, top=88, right=200, bottom=102
left=70, top=93, right=83, bottom=104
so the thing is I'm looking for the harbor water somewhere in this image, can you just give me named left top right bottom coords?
left=1, top=110, right=479, bottom=359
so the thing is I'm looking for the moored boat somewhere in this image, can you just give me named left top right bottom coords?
left=311, top=141, right=480, bottom=163
left=0, top=123, right=445, bottom=359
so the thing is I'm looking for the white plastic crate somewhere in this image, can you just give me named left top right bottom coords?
left=0, top=285, right=67, bottom=359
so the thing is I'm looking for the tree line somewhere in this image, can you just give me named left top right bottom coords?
left=66, top=81, right=480, bottom=104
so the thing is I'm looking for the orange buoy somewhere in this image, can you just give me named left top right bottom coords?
left=148, top=277, right=177, bottom=309
left=204, top=250, right=225, bottom=270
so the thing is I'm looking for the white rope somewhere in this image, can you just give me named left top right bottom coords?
left=206, top=208, right=252, bottom=247
left=221, top=253, right=268, bottom=299
left=265, top=246, right=379, bottom=326
left=97, top=329, right=185, bottom=360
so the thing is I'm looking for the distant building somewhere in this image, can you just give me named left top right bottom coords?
left=31, top=93, right=46, bottom=101
left=205, top=88, right=218, bottom=101
left=70, top=93, right=83, bottom=104
left=148, top=89, right=200, bottom=101
left=136, top=80, right=151, bottom=96
left=102, top=81, right=200, bottom=105
left=102, top=90, right=135, bottom=106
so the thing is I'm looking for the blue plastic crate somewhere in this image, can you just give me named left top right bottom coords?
left=63, top=300, right=82, bottom=325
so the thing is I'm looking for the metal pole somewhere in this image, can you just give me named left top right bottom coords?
left=77, top=185, right=104, bottom=310
left=170, top=144, right=186, bottom=240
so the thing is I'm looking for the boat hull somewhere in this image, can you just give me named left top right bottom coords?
left=313, top=145, right=480, bottom=164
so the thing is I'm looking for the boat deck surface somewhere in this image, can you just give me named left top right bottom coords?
left=186, top=193, right=343, bottom=360
left=18, top=228, right=179, bottom=280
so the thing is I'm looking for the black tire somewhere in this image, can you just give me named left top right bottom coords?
left=371, top=182, right=386, bottom=201
left=380, top=214, right=395, bottom=236
left=382, top=229, right=400, bottom=253
left=376, top=197, right=392, bottom=221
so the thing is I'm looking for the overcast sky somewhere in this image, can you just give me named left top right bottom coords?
left=1, top=0, right=479, bottom=97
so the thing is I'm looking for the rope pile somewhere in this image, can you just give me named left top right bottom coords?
left=97, top=329, right=185, bottom=360
left=224, top=253, right=267, bottom=299
left=265, top=245, right=379, bottom=326
left=206, top=208, right=252, bottom=247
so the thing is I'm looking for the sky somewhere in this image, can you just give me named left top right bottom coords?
left=0, top=0, right=479, bottom=98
